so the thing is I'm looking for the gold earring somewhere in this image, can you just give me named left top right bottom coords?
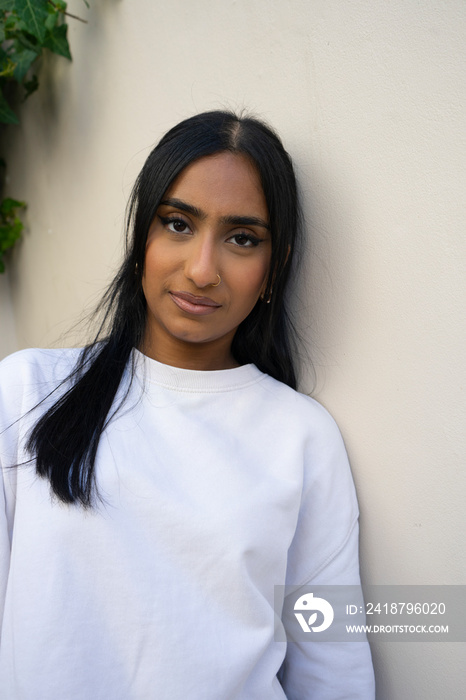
left=211, top=274, right=221, bottom=287
left=261, top=288, right=272, bottom=304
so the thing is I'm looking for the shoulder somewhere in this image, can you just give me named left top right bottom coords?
left=0, top=347, right=82, bottom=384
left=256, top=371, right=344, bottom=445
left=262, top=377, right=360, bottom=586
left=0, top=348, right=82, bottom=421
left=255, top=372, right=356, bottom=509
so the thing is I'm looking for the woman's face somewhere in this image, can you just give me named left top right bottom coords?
left=141, top=151, right=271, bottom=370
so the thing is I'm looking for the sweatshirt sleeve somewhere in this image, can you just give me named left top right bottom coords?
left=0, top=348, right=71, bottom=637
left=0, top=351, right=24, bottom=638
left=279, top=400, right=375, bottom=699
left=0, top=456, right=10, bottom=638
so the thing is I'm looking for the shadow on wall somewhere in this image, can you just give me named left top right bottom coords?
left=290, top=153, right=362, bottom=398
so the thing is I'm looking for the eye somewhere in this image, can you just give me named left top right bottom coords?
left=228, top=232, right=261, bottom=248
left=159, top=216, right=191, bottom=235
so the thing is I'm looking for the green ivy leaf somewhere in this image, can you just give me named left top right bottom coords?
left=12, top=45, right=38, bottom=82
left=0, top=197, right=26, bottom=273
left=0, top=220, right=23, bottom=252
left=0, top=218, right=22, bottom=238
left=4, top=12, right=18, bottom=33
left=0, top=56, right=15, bottom=78
left=45, top=9, right=58, bottom=33
left=23, top=72, right=38, bottom=97
left=14, top=0, right=49, bottom=43
left=0, top=0, right=81, bottom=269
left=0, top=89, right=19, bottom=124
left=0, top=45, right=11, bottom=71
left=43, top=23, right=71, bottom=60
left=13, top=28, right=39, bottom=53
left=0, top=197, right=26, bottom=216
left=0, top=1, right=16, bottom=12
left=0, top=197, right=25, bottom=271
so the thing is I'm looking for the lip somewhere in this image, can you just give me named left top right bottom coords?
left=169, top=291, right=222, bottom=316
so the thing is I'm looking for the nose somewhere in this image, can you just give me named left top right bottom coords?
left=184, top=233, right=220, bottom=289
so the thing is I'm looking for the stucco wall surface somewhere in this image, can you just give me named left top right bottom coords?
left=1, top=1, right=465, bottom=698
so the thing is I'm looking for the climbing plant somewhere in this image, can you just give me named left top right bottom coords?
left=0, top=0, right=88, bottom=272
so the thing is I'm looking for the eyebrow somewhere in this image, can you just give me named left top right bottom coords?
left=159, top=198, right=270, bottom=231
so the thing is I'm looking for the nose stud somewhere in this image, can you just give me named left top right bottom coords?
left=211, top=274, right=221, bottom=287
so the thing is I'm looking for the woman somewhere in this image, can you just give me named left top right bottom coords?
left=0, top=111, right=375, bottom=698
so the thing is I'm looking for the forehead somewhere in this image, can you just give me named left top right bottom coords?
left=163, top=152, right=268, bottom=220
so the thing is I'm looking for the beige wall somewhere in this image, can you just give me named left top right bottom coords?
left=2, top=0, right=465, bottom=696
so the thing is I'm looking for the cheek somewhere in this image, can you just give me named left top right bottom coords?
left=233, top=258, right=270, bottom=304
left=142, top=239, right=172, bottom=286
left=141, top=252, right=163, bottom=306
left=253, top=252, right=272, bottom=288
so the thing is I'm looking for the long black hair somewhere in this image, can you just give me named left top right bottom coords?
left=26, top=110, right=302, bottom=506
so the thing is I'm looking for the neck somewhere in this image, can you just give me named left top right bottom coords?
left=140, top=333, right=240, bottom=371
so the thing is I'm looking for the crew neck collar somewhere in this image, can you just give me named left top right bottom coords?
left=132, top=348, right=265, bottom=393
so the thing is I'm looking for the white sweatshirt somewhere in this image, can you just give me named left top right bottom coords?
left=0, top=348, right=375, bottom=699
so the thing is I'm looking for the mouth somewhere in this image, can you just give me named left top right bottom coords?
left=169, top=291, right=222, bottom=316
